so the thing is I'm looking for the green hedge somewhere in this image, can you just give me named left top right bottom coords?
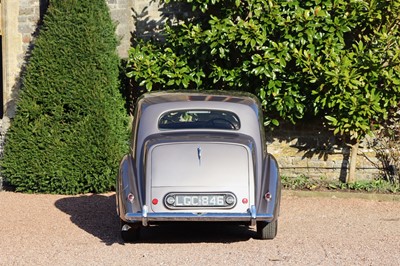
left=128, top=0, right=400, bottom=137
left=0, top=0, right=128, bottom=194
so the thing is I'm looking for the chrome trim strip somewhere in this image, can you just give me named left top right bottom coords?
left=197, top=146, right=202, bottom=166
left=125, top=208, right=273, bottom=226
left=142, top=205, right=149, bottom=226
left=250, top=205, right=256, bottom=219
left=250, top=205, right=257, bottom=226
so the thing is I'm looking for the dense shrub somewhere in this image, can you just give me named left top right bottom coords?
left=127, top=0, right=400, bottom=183
left=0, top=0, right=128, bottom=194
left=128, top=0, right=400, bottom=136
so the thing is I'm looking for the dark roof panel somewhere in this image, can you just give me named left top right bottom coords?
left=139, top=91, right=259, bottom=108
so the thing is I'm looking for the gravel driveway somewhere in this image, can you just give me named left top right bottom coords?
left=0, top=190, right=399, bottom=265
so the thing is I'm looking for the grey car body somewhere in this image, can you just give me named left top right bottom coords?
left=116, top=91, right=281, bottom=241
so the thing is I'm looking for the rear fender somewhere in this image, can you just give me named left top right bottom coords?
left=257, top=154, right=281, bottom=220
left=116, top=154, right=142, bottom=222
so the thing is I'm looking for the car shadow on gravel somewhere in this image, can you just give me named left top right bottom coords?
left=134, top=222, right=255, bottom=244
left=55, top=194, right=255, bottom=245
left=55, top=193, right=122, bottom=246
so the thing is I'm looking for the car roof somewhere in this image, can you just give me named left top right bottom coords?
left=138, top=91, right=260, bottom=110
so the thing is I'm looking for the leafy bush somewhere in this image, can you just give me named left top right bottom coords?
left=127, top=0, right=400, bottom=135
left=0, top=0, right=128, bottom=194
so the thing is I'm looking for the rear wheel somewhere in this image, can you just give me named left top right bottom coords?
left=120, top=220, right=141, bottom=242
left=257, top=220, right=278, bottom=240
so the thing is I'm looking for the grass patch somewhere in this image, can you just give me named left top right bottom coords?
left=281, top=175, right=400, bottom=194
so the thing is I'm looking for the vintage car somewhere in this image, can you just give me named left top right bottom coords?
left=116, top=91, right=281, bottom=241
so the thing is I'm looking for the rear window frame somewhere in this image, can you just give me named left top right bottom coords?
left=158, top=109, right=241, bottom=130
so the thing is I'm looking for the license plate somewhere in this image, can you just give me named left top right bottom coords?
left=164, top=193, right=236, bottom=208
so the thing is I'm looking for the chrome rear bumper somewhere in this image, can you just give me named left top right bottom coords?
left=124, top=205, right=273, bottom=226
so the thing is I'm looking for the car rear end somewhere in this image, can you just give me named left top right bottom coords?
left=144, top=134, right=256, bottom=222
left=117, top=92, right=280, bottom=241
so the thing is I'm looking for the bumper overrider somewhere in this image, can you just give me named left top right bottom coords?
left=124, top=205, right=274, bottom=226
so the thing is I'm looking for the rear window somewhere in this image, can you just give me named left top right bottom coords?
left=159, top=110, right=240, bottom=130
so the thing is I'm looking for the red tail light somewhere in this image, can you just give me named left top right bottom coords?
left=264, top=192, right=272, bottom=201
left=127, top=193, right=135, bottom=203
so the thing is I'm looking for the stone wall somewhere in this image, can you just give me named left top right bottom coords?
left=107, top=0, right=134, bottom=58
left=266, top=122, right=381, bottom=182
left=131, top=0, right=192, bottom=41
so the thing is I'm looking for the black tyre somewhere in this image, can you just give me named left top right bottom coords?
left=257, top=220, right=278, bottom=240
left=120, top=220, right=141, bottom=242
